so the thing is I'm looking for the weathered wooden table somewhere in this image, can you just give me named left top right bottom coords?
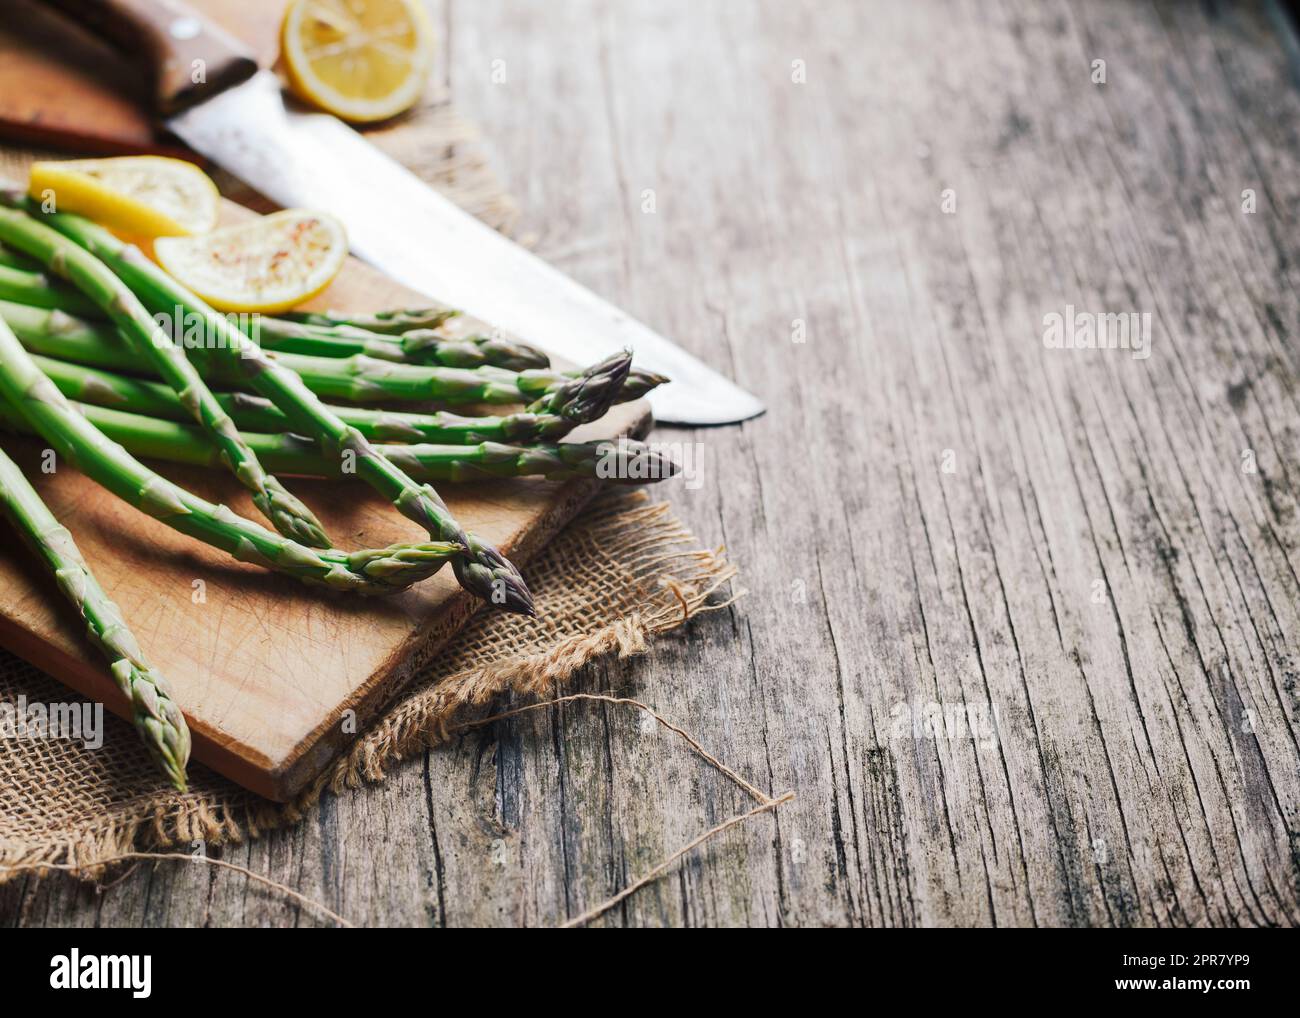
left=5, top=0, right=1300, bottom=927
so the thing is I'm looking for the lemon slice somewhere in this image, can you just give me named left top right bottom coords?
left=153, top=210, right=348, bottom=314
left=28, top=156, right=219, bottom=238
left=281, top=0, right=436, bottom=123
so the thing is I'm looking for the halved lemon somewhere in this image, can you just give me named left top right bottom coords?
left=28, top=156, right=219, bottom=238
left=281, top=0, right=436, bottom=123
left=153, top=210, right=348, bottom=313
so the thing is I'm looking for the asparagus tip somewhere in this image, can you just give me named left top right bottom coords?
left=167, top=767, right=189, bottom=794
left=579, top=438, right=681, bottom=484
left=453, top=536, right=535, bottom=615
left=618, top=365, right=672, bottom=403
left=534, top=349, right=632, bottom=423
left=258, top=479, right=333, bottom=549
left=118, top=660, right=191, bottom=791
left=623, top=442, right=682, bottom=482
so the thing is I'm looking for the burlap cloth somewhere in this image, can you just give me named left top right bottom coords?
left=0, top=106, right=736, bottom=878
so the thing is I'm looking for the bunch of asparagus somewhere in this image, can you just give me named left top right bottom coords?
left=0, top=193, right=676, bottom=788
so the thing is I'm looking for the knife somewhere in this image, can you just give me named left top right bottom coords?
left=38, top=0, right=764, bottom=426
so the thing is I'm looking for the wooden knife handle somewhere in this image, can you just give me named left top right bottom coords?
left=38, top=0, right=258, bottom=116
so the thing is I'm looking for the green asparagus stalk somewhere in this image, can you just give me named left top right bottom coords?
left=33, top=354, right=615, bottom=445
left=0, top=317, right=461, bottom=594
left=2, top=260, right=548, bottom=372
left=0, top=298, right=163, bottom=372
left=0, top=262, right=103, bottom=319
left=0, top=288, right=662, bottom=417
left=0, top=207, right=331, bottom=549
left=22, top=205, right=534, bottom=614
left=282, top=307, right=458, bottom=334
left=0, top=399, right=679, bottom=485
left=257, top=317, right=551, bottom=371
left=0, top=246, right=547, bottom=374
left=254, top=351, right=550, bottom=405
left=0, top=296, right=659, bottom=413
left=0, top=246, right=659, bottom=405
left=0, top=242, right=39, bottom=271
left=0, top=246, right=542, bottom=378
left=247, top=348, right=650, bottom=410
left=0, top=441, right=191, bottom=789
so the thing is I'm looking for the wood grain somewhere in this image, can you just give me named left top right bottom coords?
left=3, top=0, right=1300, bottom=926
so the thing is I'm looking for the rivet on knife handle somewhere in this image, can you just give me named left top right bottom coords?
left=38, top=0, right=258, bottom=116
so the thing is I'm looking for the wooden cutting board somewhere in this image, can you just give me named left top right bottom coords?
left=0, top=237, right=649, bottom=801
left=0, top=2, right=629, bottom=802
left=0, top=0, right=420, bottom=154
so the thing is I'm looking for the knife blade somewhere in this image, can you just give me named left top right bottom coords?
left=168, top=73, right=763, bottom=425
left=41, top=0, right=763, bottom=426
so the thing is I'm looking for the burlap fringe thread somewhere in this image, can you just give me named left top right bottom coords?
left=0, top=493, right=739, bottom=881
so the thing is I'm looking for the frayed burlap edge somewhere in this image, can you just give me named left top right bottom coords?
left=0, top=493, right=738, bottom=880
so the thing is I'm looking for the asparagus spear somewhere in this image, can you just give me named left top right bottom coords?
left=34, top=354, right=617, bottom=445
left=0, top=442, right=190, bottom=789
left=0, top=262, right=103, bottom=319
left=0, top=296, right=660, bottom=411
left=0, top=207, right=330, bottom=549
left=222, top=346, right=631, bottom=411
left=22, top=206, right=534, bottom=615
left=0, top=256, right=549, bottom=372
left=253, top=347, right=662, bottom=411
left=0, top=317, right=460, bottom=594
left=255, top=352, right=557, bottom=405
left=257, top=317, right=550, bottom=371
left=0, top=242, right=39, bottom=271
left=0, top=245, right=549, bottom=375
left=0, top=246, right=540, bottom=378
left=0, top=399, right=679, bottom=485
left=281, top=307, right=458, bottom=334
left=0, top=298, right=156, bottom=372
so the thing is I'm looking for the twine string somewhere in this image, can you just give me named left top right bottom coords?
left=559, top=794, right=795, bottom=928
left=465, top=692, right=794, bottom=928
left=461, top=692, right=775, bottom=805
